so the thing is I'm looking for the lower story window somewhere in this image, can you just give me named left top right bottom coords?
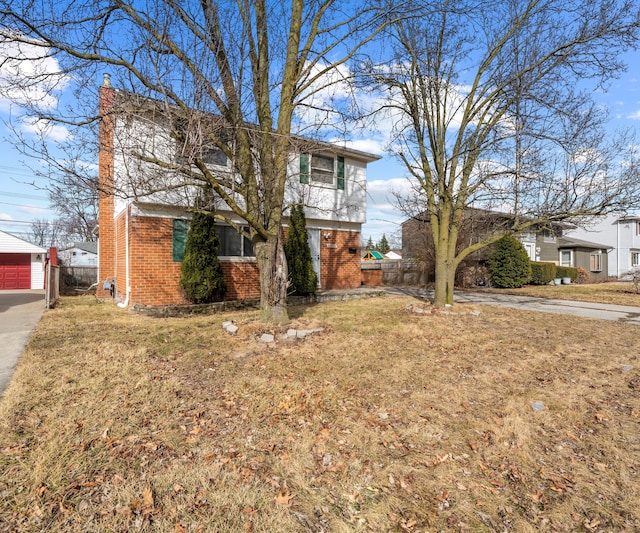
left=559, top=250, right=572, bottom=267
left=590, top=253, right=602, bottom=272
left=215, top=226, right=254, bottom=257
left=632, top=251, right=640, bottom=268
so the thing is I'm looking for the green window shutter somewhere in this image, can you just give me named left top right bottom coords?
left=337, top=156, right=345, bottom=190
left=173, top=219, right=188, bottom=261
left=300, top=153, right=310, bottom=184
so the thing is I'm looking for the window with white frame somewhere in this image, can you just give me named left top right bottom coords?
left=543, top=230, right=556, bottom=243
left=300, top=153, right=345, bottom=190
left=590, top=253, right=602, bottom=272
left=632, top=251, right=640, bottom=268
left=559, top=250, right=572, bottom=267
left=636, top=221, right=640, bottom=236
left=214, top=226, right=254, bottom=257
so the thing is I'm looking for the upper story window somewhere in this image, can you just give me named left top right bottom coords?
left=176, top=145, right=228, bottom=168
left=635, top=221, right=640, bottom=236
left=202, top=147, right=228, bottom=167
left=543, top=230, right=556, bottom=243
left=300, top=153, right=345, bottom=190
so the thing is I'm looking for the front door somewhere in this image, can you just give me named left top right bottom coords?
left=307, top=229, right=321, bottom=288
left=523, top=242, right=536, bottom=261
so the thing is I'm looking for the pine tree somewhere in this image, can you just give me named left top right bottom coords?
left=366, top=236, right=375, bottom=251
left=285, top=204, right=318, bottom=295
left=377, top=234, right=390, bottom=255
left=180, top=208, right=226, bottom=303
left=487, top=235, right=531, bottom=288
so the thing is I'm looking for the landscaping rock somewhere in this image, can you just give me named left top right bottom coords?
left=260, top=333, right=275, bottom=343
left=223, top=322, right=238, bottom=335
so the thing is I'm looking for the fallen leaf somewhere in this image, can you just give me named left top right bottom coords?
left=143, top=486, right=154, bottom=508
left=275, top=491, right=294, bottom=506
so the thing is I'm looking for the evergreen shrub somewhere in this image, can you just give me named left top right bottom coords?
left=530, top=262, right=556, bottom=285
left=285, top=204, right=318, bottom=295
left=488, top=235, right=532, bottom=288
left=556, top=266, right=578, bottom=281
left=180, top=210, right=226, bottom=303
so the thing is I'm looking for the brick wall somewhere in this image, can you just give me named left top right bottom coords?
left=104, top=210, right=363, bottom=306
left=220, top=261, right=261, bottom=300
left=97, top=84, right=115, bottom=299
left=126, top=214, right=262, bottom=306
left=320, top=229, right=361, bottom=290
left=129, top=215, right=187, bottom=306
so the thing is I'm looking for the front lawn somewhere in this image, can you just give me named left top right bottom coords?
left=1, top=295, right=639, bottom=531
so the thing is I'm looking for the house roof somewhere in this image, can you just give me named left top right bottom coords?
left=60, top=242, right=98, bottom=254
left=0, top=230, right=47, bottom=254
left=109, top=87, right=382, bottom=164
left=557, top=236, right=612, bottom=250
left=401, top=207, right=574, bottom=230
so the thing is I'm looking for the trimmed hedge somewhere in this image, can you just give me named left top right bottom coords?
left=556, top=266, right=578, bottom=281
left=530, top=262, right=556, bottom=285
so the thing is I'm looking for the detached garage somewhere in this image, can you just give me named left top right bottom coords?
left=0, top=230, right=46, bottom=290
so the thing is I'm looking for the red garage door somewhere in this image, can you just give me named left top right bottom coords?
left=0, top=253, right=31, bottom=289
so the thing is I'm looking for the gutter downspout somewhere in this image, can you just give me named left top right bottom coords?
left=617, top=220, right=620, bottom=278
left=118, top=206, right=131, bottom=308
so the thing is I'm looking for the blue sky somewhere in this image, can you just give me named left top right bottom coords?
left=0, top=43, right=638, bottom=248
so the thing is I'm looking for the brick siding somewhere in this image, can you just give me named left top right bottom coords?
left=97, top=85, right=115, bottom=299
left=319, top=229, right=361, bottom=289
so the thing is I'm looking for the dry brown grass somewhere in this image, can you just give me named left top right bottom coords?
left=1, top=294, right=640, bottom=532
left=483, top=281, right=640, bottom=306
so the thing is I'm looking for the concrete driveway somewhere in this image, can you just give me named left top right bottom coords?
left=0, top=290, right=45, bottom=397
left=385, top=287, right=640, bottom=324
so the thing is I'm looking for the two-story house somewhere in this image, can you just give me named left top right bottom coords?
left=96, top=79, right=380, bottom=306
left=566, top=214, right=640, bottom=278
left=402, top=208, right=610, bottom=285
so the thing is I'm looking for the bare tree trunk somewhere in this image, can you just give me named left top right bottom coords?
left=254, top=229, right=289, bottom=324
left=433, top=246, right=455, bottom=306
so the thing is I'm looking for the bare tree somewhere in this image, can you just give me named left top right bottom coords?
left=368, top=0, right=640, bottom=305
left=29, top=217, right=63, bottom=248
left=1, top=0, right=388, bottom=323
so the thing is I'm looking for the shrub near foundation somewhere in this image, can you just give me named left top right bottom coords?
left=530, top=261, right=556, bottom=285
left=488, top=235, right=532, bottom=288
left=556, top=265, right=578, bottom=281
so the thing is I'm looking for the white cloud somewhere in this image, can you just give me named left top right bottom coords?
left=627, top=110, right=640, bottom=120
left=19, top=205, right=49, bottom=215
left=0, top=213, right=14, bottom=220
left=0, top=35, right=68, bottom=111
left=20, top=117, right=70, bottom=142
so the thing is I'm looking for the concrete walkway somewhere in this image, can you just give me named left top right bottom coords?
left=0, top=290, right=45, bottom=397
left=385, top=286, right=640, bottom=325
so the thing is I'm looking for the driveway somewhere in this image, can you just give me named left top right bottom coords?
left=385, top=287, right=640, bottom=324
left=0, top=290, right=45, bottom=397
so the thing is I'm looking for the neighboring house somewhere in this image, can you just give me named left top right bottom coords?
left=566, top=214, right=640, bottom=278
left=96, top=80, right=380, bottom=306
left=58, top=242, right=98, bottom=267
left=0, top=230, right=46, bottom=290
left=385, top=250, right=402, bottom=260
left=401, top=208, right=609, bottom=284
left=556, top=237, right=610, bottom=281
